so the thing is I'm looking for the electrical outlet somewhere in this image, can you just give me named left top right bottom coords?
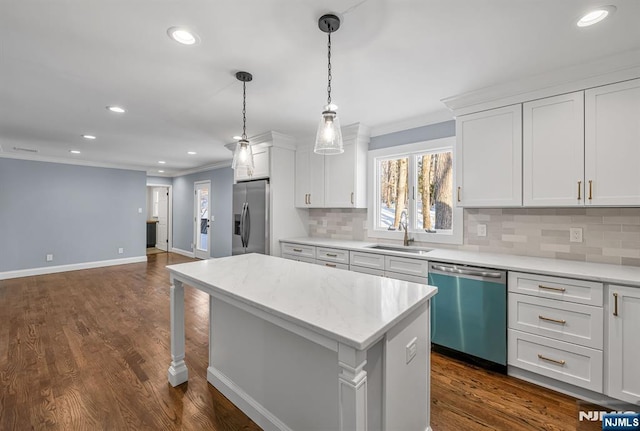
left=570, top=227, right=583, bottom=243
left=118, top=247, right=124, bottom=254
left=477, top=224, right=487, bottom=237
left=46, top=254, right=53, bottom=262
left=406, top=337, right=417, bottom=364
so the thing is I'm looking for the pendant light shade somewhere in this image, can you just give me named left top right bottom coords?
left=232, top=71, right=254, bottom=172
left=314, top=14, right=344, bottom=155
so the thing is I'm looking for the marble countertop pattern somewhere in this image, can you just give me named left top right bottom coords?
left=167, top=253, right=437, bottom=350
left=281, top=237, right=640, bottom=287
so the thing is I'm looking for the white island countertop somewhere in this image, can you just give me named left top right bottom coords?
left=167, top=253, right=437, bottom=350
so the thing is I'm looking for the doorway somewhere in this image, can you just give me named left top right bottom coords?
left=146, top=184, right=172, bottom=254
left=194, top=181, right=211, bottom=259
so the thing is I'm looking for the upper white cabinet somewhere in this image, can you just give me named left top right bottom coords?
left=585, top=79, right=640, bottom=206
left=294, top=146, right=325, bottom=207
left=234, top=143, right=270, bottom=182
left=456, top=104, right=522, bottom=207
left=523, top=92, right=585, bottom=206
left=295, top=123, right=369, bottom=208
left=606, top=284, right=640, bottom=404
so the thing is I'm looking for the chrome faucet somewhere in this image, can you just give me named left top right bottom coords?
left=401, top=221, right=414, bottom=246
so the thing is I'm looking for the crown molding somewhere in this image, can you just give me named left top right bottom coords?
left=442, top=49, right=640, bottom=116
left=0, top=151, right=148, bottom=173
left=224, top=131, right=297, bottom=153
left=172, top=160, right=232, bottom=177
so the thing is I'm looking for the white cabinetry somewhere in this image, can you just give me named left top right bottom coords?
left=606, top=284, right=640, bottom=404
left=508, top=272, right=604, bottom=392
left=523, top=92, right=584, bottom=206
left=585, top=78, right=640, bottom=206
left=294, top=146, right=324, bottom=207
left=456, top=104, right=522, bottom=207
left=234, top=144, right=270, bottom=182
left=295, top=123, right=369, bottom=209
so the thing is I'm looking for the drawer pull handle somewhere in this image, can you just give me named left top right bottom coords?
left=577, top=180, right=582, bottom=200
left=613, top=292, right=619, bottom=316
left=325, top=253, right=338, bottom=257
left=538, top=315, right=566, bottom=325
left=325, top=263, right=336, bottom=268
left=293, top=248, right=303, bottom=253
left=457, top=187, right=461, bottom=203
left=537, top=354, right=566, bottom=366
left=588, top=180, right=593, bottom=201
left=538, top=284, right=566, bottom=293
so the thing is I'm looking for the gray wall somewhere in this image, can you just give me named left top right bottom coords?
left=369, top=120, right=455, bottom=150
left=172, top=167, right=233, bottom=258
left=0, top=158, right=147, bottom=272
left=146, top=176, right=172, bottom=186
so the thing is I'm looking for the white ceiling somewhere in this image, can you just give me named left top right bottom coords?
left=1, top=0, right=639, bottom=176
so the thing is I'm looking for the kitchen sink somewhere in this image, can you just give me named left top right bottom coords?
left=366, top=245, right=432, bottom=255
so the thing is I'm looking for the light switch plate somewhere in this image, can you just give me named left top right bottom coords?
left=46, top=254, right=53, bottom=262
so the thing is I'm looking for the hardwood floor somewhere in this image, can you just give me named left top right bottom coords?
left=0, top=253, right=601, bottom=430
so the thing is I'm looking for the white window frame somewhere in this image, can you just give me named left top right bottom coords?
left=367, top=136, right=462, bottom=245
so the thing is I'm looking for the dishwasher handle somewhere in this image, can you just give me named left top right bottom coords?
left=430, top=263, right=504, bottom=279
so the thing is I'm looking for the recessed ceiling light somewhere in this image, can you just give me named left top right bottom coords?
left=187, top=151, right=197, bottom=155
left=158, top=170, right=165, bottom=173
left=158, top=161, right=166, bottom=164
left=167, top=27, right=199, bottom=45
left=69, top=150, right=81, bottom=154
left=82, top=134, right=96, bottom=140
left=106, top=106, right=125, bottom=113
left=577, top=5, right=616, bottom=27
left=232, top=135, right=242, bottom=140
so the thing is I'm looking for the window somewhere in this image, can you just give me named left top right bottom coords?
left=368, top=137, right=462, bottom=244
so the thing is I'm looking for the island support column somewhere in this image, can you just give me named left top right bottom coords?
left=338, top=343, right=367, bottom=431
left=168, top=277, right=189, bottom=386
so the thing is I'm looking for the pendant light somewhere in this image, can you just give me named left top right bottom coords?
left=231, top=71, right=254, bottom=171
left=314, top=14, right=343, bottom=155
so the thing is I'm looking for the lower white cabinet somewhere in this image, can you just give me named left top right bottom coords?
left=606, top=284, right=640, bottom=404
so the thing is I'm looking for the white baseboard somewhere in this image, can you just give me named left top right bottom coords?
left=0, top=256, right=148, bottom=280
left=171, top=247, right=195, bottom=258
left=207, top=366, right=293, bottom=431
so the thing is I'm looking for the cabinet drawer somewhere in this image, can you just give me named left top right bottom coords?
left=350, top=251, right=385, bottom=270
left=509, top=293, right=603, bottom=349
left=350, top=265, right=385, bottom=277
left=281, top=253, right=315, bottom=264
left=384, top=256, right=429, bottom=277
left=281, top=243, right=316, bottom=259
left=508, top=272, right=603, bottom=306
left=508, top=329, right=603, bottom=392
left=316, top=247, right=349, bottom=264
left=316, top=260, right=349, bottom=271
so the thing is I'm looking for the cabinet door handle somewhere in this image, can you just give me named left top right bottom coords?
left=613, top=292, right=619, bottom=316
left=538, top=315, right=566, bottom=325
left=577, top=181, right=582, bottom=200
left=351, top=192, right=354, bottom=205
left=537, top=354, right=565, bottom=366
left=457, top=187, right=461, bottom=203
left=588, top=180, right=593, bottom=200
left=538, top=284, right=566, bottom=292
left=308, top=194, right=311, bottom=205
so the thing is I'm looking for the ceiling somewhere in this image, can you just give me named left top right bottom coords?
left=1, top=0, right=639, bottom=176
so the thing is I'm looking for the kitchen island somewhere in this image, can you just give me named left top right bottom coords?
left=167, top=253, right=437, bottom=431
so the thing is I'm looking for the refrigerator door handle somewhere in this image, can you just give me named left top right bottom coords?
left=243, top=203, right=251, bottom=248
left=239, top=202, right=247, bottom=247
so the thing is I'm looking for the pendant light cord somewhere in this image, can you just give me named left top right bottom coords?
left=327, top=31, right=332, bottom=106
left=242, top=81, right=247, bottom=140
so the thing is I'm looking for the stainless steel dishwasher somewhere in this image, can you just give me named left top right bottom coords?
left=428, top=262, right=507, bottom=367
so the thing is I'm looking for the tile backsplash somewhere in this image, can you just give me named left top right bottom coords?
left=307, top=207, right=640, bottom=267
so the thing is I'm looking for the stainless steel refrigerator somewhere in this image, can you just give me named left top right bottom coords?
left=232, top=179, right=269, bottom=255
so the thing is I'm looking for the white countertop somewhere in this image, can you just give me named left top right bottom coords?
left=167, top=253, right=437, bottom=350
left=281, top=237, right=640, bottom=287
